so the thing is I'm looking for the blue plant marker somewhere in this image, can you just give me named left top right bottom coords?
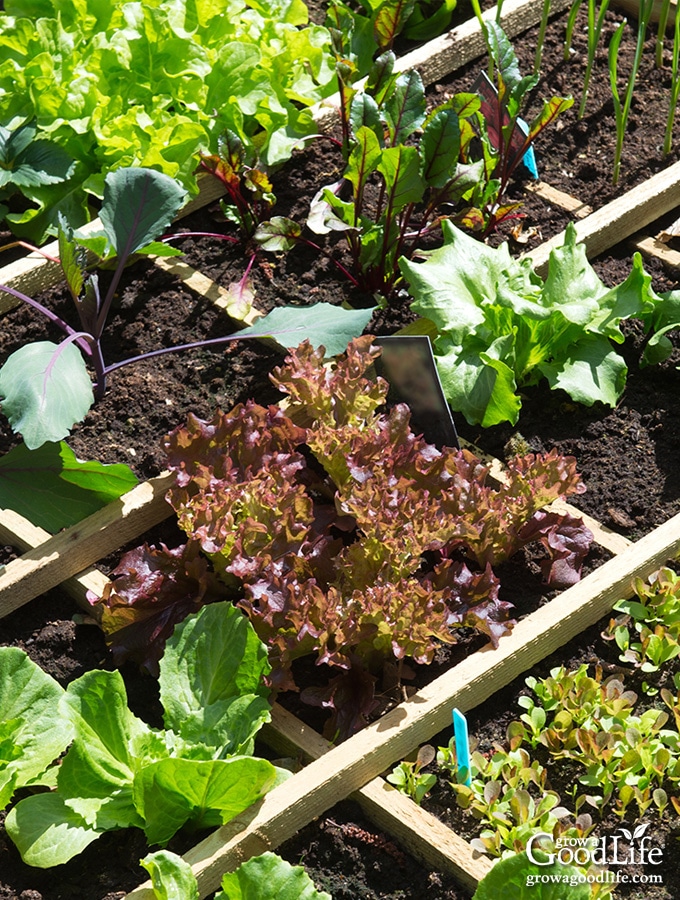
left=452, top=708, right=471, bottom=786
left=517, top=117, right=539, bottom=180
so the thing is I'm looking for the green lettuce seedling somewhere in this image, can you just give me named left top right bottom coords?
left=386, top=745, right=437, bottom=804
left=3, top=602, right=281, bottom=867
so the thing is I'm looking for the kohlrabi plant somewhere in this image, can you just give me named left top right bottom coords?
left=142, top=849, right=331, bottom=900
left=2, top=602, right=282, bottom=867
left=0, top=166, right=374, bottom=450
left=91, top=337, right=593, bottom=739
left=400, top=219, right=680, bottom=427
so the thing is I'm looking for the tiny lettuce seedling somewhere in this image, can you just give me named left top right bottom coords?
left=604, top=567, right=680, bottom=676
left=386, top=744, right=437, bottom=804
left=3, top=602, right=280, bottom=867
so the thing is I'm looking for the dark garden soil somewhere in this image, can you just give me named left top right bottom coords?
left=1, top=3, right=680, bottom=898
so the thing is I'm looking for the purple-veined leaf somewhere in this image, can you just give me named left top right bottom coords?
left=383, top=69, right=426, bottom=146
left=485, top=20, right=522, bottom=94
left=349, top=93, right=383, bottom=144
left=253, top=216, right=302, bottom=252
left=366, top=50, right=396, bottom=106
left=346, top=125, right=382, bottom=195
left=222, top=277, right=256, bottom=321
left=528, top=95, right=575, bottom=143
left=421, top=108, right=461, bottom=188
left=373, top=0, right=416, bottom=50
left=0, top=339, right=94, bottom=449
left=100, top=167, right=188, bottom=259
left=377, top=144, right=425, bottom=211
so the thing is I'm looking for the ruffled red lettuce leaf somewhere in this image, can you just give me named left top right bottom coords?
left=516, top=510, right=594, bottom=587
left=89, top=541, right=224, bottom=675
left=300, top=665, right=379, bottom=741
left=164, top=402, right=314, bottom=576
left=426, top=560, right=514, bottom=648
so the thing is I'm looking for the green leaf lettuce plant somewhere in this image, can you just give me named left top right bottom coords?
left=2, top=602, right=281, bottom=867
left=400, top=220, right=676, bottom=427
left=141, top=848, right=332, bottom=900
left=0, top=0, right=338, bottom=242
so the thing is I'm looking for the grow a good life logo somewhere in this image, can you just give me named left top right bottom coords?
left=525, top=823, right=664, bottom=888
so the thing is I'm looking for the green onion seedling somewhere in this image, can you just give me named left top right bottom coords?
left=578, top=0, right=612, bottom=118
left=534, top=0, right=554, bottom=73
left=655, top=0, right=672, bottom=66
left=564, top=0, right=583, bottom=60
left=664, top=2, right=680, bottom=153
left=609, top=0, right=655, bottom=185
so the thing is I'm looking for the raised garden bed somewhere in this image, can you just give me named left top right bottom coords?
left=2, top=0, right=680, bottom=897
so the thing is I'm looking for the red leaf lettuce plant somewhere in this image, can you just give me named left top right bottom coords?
left=92, top=337, right=593, bottom=738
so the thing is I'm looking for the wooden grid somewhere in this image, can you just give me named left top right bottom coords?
left=1, top=0, right=680, bottom=895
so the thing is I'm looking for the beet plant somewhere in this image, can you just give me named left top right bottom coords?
left=254, top=22, right=571, bottom=298
left=92, top=337, right=593, bottom=739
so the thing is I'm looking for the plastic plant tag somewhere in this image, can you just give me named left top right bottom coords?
left=472, top=71, right=539, bottom=180
left=373, top=335, right=459, bottom=449
left=452, top=707, right=471, bottom=786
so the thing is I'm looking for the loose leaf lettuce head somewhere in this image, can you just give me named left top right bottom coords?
left=3, top=602, right=278, bottom=867
left=400, top=221, right=665, bottom=426
left=95, top=337, right=593, bottom=738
